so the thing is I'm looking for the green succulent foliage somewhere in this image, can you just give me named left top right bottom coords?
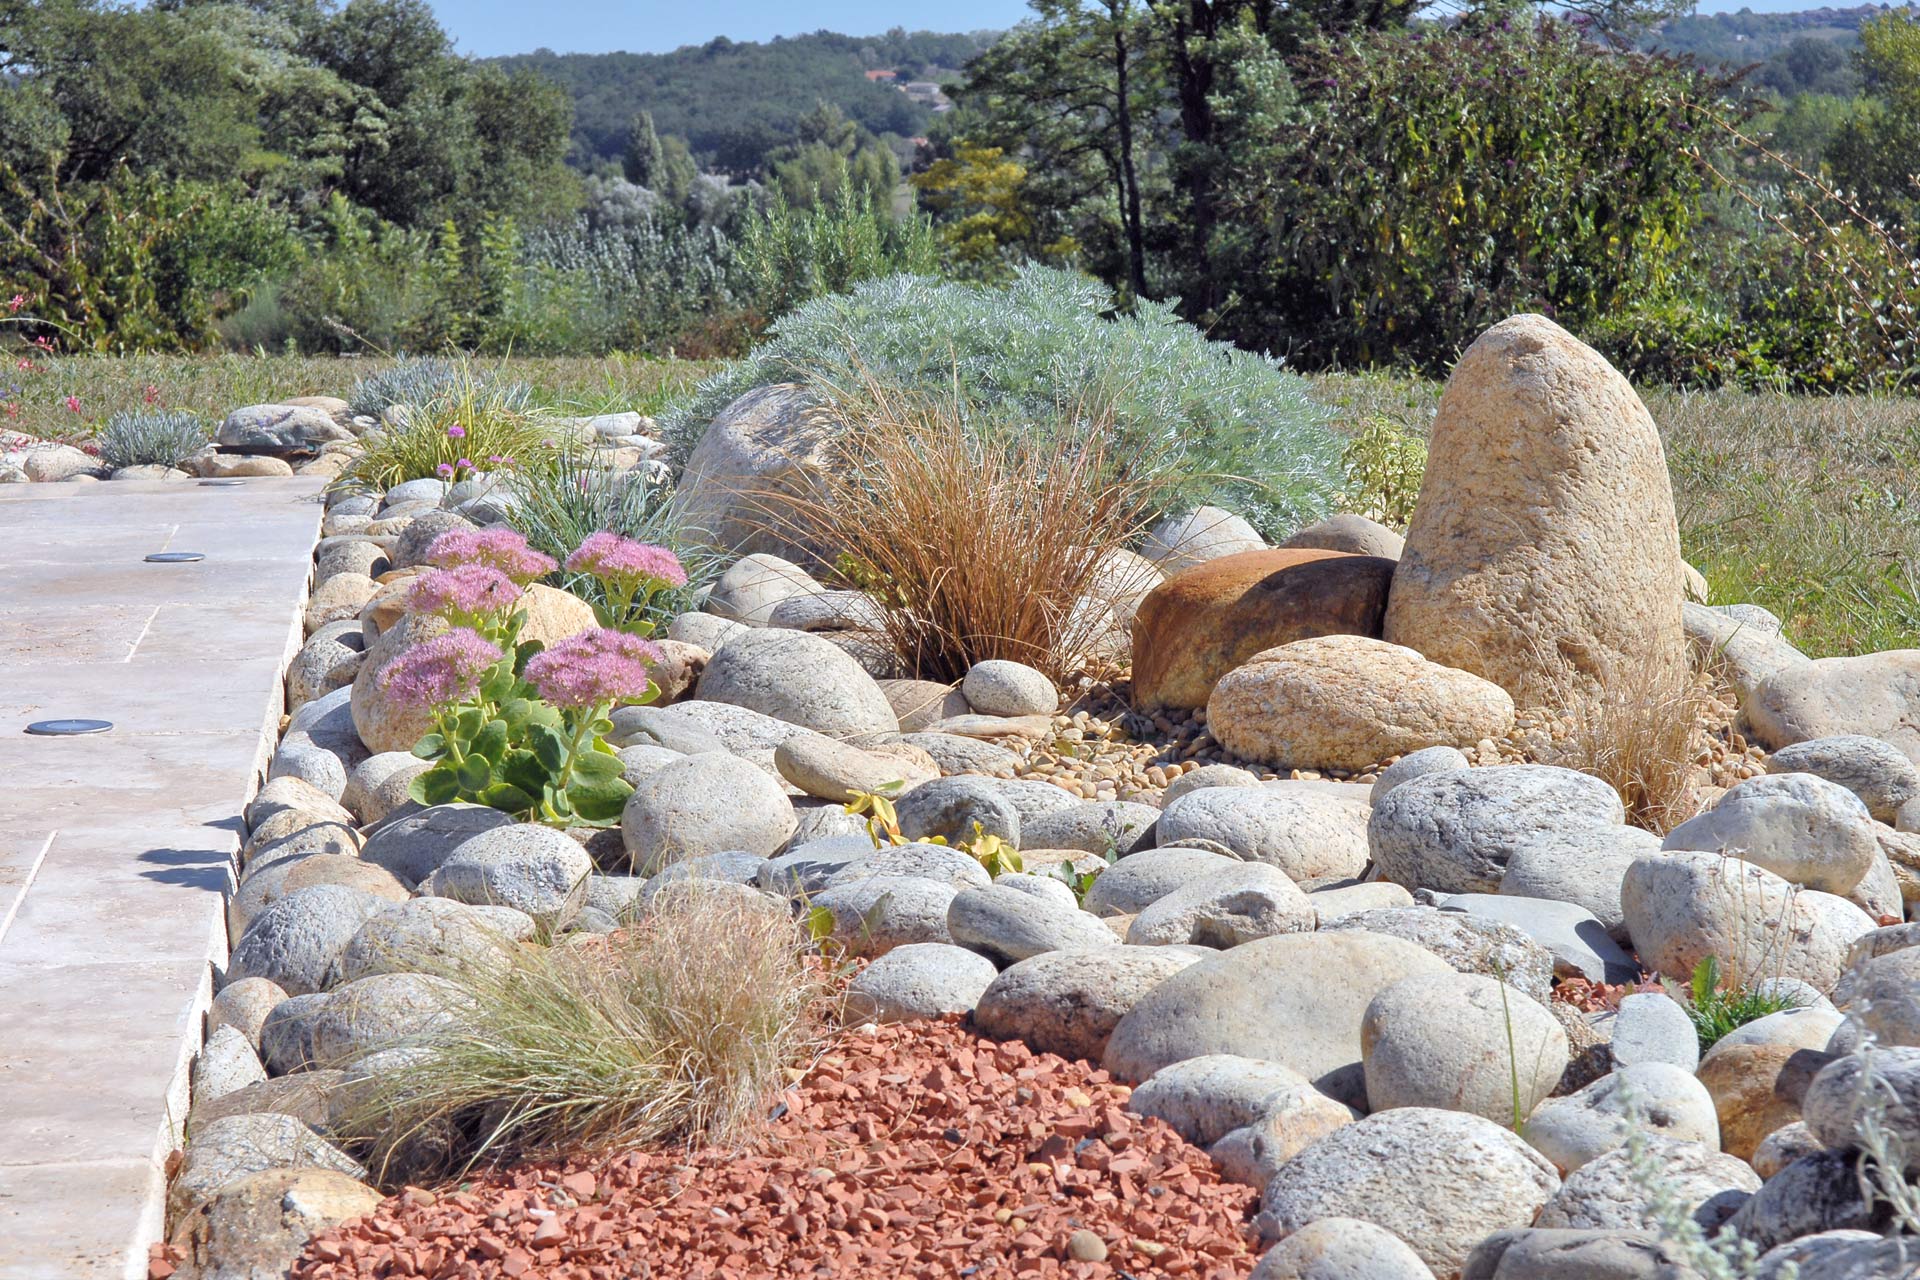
left=408, top=681, right=634, bottom=826
left=661, top=266, right=1342, bottom=540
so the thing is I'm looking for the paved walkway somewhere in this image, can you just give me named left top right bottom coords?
left=0, top=477, right=324, bottom=1279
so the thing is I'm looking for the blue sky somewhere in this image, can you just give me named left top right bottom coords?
left=429, top=0, right=1840, bottom=57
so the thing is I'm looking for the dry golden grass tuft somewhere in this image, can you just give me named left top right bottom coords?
left=748, top=370, right=1173, bottom=683
left=339, top=889, right=825, bottom=1186
left=1527, top=656, right=1710, bottom=835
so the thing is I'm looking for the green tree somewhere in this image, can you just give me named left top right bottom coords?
left=1827, top=10, right=1920, bottom=229
left=622, top=109, right=664, bottom=186
left=763, top=103, right=899, bottom=213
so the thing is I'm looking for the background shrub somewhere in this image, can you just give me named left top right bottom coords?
left=664, top=266, right=1342, bottom=539
left=345, top=357, right=532, bottom=421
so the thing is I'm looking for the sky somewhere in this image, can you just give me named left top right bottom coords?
left=427, top=0, right=1865, bottom=57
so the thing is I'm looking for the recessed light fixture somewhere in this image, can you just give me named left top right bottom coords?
left=25, top=719, right=113, bottom=736
left=144, top=552, right=206, bottom=563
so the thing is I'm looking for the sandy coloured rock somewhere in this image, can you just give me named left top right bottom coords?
left=1381, top=315, right=1687, bottom=717
left=1208, top=636, right=1514, bottom=772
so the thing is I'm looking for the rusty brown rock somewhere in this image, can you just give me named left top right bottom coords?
left=1695, top=1042, right=1833, bottom=1162
left=1130, top=548, right=1394, bottom=713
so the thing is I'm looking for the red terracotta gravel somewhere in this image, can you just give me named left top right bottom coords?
left=283, top=1016, right=1261, bottom=1279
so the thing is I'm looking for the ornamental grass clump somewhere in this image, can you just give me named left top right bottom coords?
left=748, top=370, right=1172, bottom=682
left=339, top=370, right=552, bottom=493
left=341, top=888, right=825, bottom=1184
left=506, top=447, right=716, bottom=629
left=384, top=528, right=684, bottom=827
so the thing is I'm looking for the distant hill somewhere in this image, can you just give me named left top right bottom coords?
left=1645, top=4, right=1898, bottom=60
left=1641, top=4, right=1913, bottom=93
left=498, top=29, right=1001, bottom=175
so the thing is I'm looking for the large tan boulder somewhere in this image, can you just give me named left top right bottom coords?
left=1130, top=548, right=1394, bottom=712
left=1208, top=635, right=1514, bottom=771
left=350, top=584, right=598, bottom=753
left=1382, top=314, right=1686, bottom=714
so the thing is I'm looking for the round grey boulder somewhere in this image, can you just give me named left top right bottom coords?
left=1255, top=1107, right=1561, bottom=1278
left=1535, top=1137, right=1757, bottom=1232
left=841, top=943, right=999, bottom=1024
left=620, top=751, right=797, bottom=874
left=1131, top=1054, right=1313, bottom=1146
left=1018, top=801, right=1159, bottom=856
left=192, top=1025, right=267, bottom=1105
left=971, top=946, right=1202, bottom=1061
left=755, top=837, right=875, bottom=896
left=1439, top=894, right=1639, bottom=986
left=423, top=823, right=593, bottom=928
left=696, top=628, right=899, bottom=738
left=1324, top=906, right=1556, bottom=1003
left=1082, top=846, right=1239, bottom=916
left=1608, top=992, right=1699, bottom=1071
left=1157, top=788, right=1369, bottom=881
left=826, top=842, right=992, bottom=892
left=1521, top=1063, right=1721, bottom=1173
left=1832, top=948, right=1920, bottom=1049
left=946, top=883, right=1116, bottom=965
left=229, top=853, right=409, bottom=937
left=166, top=1112, right=363, bottom=1220
left=1662, top=773, right=1878, bottom=895
left=1362, top=971, right=1569, bottom=1122
left=960, top=660, right=1058, bottom=718
left=808, top=875, right=957, bottom=957
left=1369, top=746, right=1469, bottom=805
left=1162, top=763, right=1260, bottom=807
left=359, top=804, right=518, bottom=889
left=227, top=885, right=391, bottom=995
left=306, top=972, right=468, bottom=1066
left=1498, top=824, right=1662, bottom=943
left=1621, top=851, right=1875, bottom=992
left=1251, top=1218, right=1435, bottom=1280
left=1803, top=1047, right=1920, bottom=1169
left=893, top=777, right=1021, bottom=846
left=335, top=897, right=533, bottom=983
left=1104, top=932, right=1454, bottom=1105
left=1369, top=765, right=1625, bottom=894
left=1125, top=862, right=1316, bottom=949
left=1767, top=735, right=1920, bottom=824
left=1725, top=1150, right=1892, bottom=1253
left=209, top=978, right=289, bottom=1050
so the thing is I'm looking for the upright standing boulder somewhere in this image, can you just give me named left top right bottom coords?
left=1382, top=315, right=1686, bottom=714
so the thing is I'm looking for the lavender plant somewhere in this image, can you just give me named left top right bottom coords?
left=385, top=528, right=688, bottom=827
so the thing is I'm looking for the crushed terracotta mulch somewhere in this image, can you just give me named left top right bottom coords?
left=288, top=1017, right=1261, bottom=1280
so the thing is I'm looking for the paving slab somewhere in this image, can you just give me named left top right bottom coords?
left=0, top=477, right=324, bottom=1280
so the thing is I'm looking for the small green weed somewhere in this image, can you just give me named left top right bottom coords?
left=1677, top=956, right=1803, bottom=1054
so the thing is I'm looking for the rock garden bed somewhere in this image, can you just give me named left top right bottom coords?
left=137, top=317, right=1920, bottom=1280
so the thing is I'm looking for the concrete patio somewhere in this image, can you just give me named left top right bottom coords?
left=0, top=477, right=325, bottom=1279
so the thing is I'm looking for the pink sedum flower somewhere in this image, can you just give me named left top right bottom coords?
left=566, top=532, right=688, bottom=589
left=405, top=564, right=523, bottom=620
left=522, top=628, right=662, bottom=709
left=425, top=527, right=558, bottom=584
left=379, top=628, right=503, bottom=710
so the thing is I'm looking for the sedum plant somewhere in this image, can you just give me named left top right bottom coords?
left=661, top=266, right=1342, bottom=539
left=382, top=528, right=687, bottom=827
